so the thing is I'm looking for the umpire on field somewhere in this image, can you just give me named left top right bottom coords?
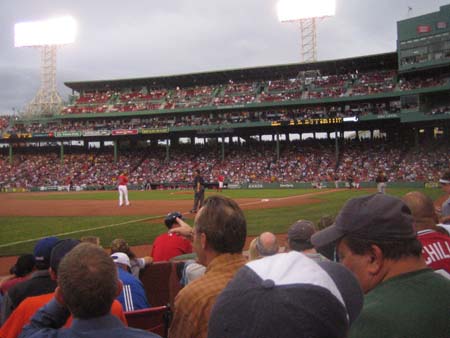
left=191, top=170, right=205, bottom=213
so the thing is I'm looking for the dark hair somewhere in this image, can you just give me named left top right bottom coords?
left=110, top=238, right=136, bottom=260
left=195, top=195, right=247, bottom=253
left=11, top=254, right=35, bottom=277
left=442, top=171, right=450, bottom=182
left=58, top=243, right=118, bottom=319
left=341, top=235, right=422, bottom=260
left=288, top=239, right=314, bottom=252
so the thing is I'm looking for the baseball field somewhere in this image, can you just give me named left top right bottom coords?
left=1, top=187, right=444, bottom=259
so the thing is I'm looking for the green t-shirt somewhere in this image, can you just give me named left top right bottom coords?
left=349, top=269, right=450, bottom=338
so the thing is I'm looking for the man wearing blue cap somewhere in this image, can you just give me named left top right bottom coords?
left=20, top=243, right=160, bottom=338
left=1, top=236, right=59, bottom=324
left=1, top=240, right=128, bottom=338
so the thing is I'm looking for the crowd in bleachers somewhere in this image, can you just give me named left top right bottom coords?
left=398, top=76, right=447, bottom=91
left=429, top=105, right=450, bottom=115
left=3, top=100, right=404, bottom=135
left=57, top=69, right=450, bottom=116
left=0, top=116, right=10, bottom=130
left=0, top=138, right=448, bottom=190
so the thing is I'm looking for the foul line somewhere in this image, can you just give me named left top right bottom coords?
left=0, top=215, right=164, bottom=249
left=1, top=189, right=339, bottom=249
left=237, top=189, right=338, bottom=207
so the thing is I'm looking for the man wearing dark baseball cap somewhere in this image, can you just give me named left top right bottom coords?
left=151, top=211, right=192, bottom=262
left=311, top=193, right=450, bottom=338
left=286, top=220, right=327, bottom=262
left=1, top=236, right=59, bottom=324
left=208, top=251, right=363, bottom=338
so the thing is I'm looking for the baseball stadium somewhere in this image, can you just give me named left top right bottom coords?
left=1, top=4, right=449, bottom=256
left=0, top=4, right=450, bottom=335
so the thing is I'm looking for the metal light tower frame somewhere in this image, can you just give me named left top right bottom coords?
left=25, top=45, right=63, bottom=116
left=277, top=0, right=335, bottom=63
left=15, top=16, right=76, bottom=117
left=299, top=17, right=318, bottom=63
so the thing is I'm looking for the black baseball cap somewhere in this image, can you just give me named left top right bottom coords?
left=50, top=239, right=81, bottom=274
left=439, top=171, right=450, bottom=184
left=11, top=254, right=35, bottom=277
left=311, top=193, right=415, bottom=248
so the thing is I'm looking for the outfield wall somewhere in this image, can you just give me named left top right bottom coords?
left=1, top=180, right=431, bottom=193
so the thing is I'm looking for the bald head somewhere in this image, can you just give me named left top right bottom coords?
left=256, top=232, right=279, bottom=257
left=402, top=191, right=439, bottom=231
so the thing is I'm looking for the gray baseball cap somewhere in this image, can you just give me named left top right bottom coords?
left=311, top=193, right=415, bottom=248
left=288, top=220, right=316, bottom=241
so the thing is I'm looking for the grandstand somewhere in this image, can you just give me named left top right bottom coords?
left=1, top=5, right=449, bottom=192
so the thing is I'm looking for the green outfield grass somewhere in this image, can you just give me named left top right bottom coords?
left=0, top=187, right=443, bottom=256
left=15, top=188, right=320, bottom=200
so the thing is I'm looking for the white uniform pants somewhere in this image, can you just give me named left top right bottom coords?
left=377, top=182, right=386, bottom=194
left=118, top=185, right=129, bottom=206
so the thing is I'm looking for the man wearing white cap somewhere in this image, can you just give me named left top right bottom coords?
left=111, top=252, right=150, bottom=312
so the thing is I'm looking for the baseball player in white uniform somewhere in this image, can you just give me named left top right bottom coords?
left=117, top=171, right=130, bottom=207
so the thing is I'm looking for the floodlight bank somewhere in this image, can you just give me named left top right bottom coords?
left=14, top=16, right=77, bottom=47
left=277, top=0, right=335, bottom=22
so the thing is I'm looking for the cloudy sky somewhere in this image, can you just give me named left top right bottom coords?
left=0, top=0, right=447, bottom=114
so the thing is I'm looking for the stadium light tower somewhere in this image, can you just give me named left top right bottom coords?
left=277, top=0, right=335, bottom=63
left=15, top=16, right=77, bottom=116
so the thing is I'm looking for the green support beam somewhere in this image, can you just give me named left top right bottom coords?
left=114, top=140, right=118, bottom=163
left=165, top=139, right=170, bottom=162
left=335, top=128, right=339, bottom=166
left=60, top=142, right=64, bottom=165
left=9, top=144, right=13, bottom=165
left=221, top=136, right=225, bottom=162
left=276, top=133, right=280, bottom=162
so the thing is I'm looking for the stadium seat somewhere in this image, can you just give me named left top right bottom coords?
left=169, top=261, right=184, bottom=308
left=139, top=261, right=173, bottom=306
left=125, top=305, right=171, bottom=337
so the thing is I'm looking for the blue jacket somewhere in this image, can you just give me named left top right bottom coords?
left=19, top=298, right=160, bottom=338
left=117, top=267, right=150, bottom=311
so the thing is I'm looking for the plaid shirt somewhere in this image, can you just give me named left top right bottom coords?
left=169, top=253, right=247, bottom=338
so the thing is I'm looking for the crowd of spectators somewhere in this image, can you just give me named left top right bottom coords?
left=2, top=100, right=405, bottom=136
left=398, top=76, right=448, bottom=91
left=429, top=105, right=450, bottom=115
left=57, top=69, right=450, bottom=116
left=0, top=116, right=10, bottom=130
left=0, top=138, right=448, bottom=190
